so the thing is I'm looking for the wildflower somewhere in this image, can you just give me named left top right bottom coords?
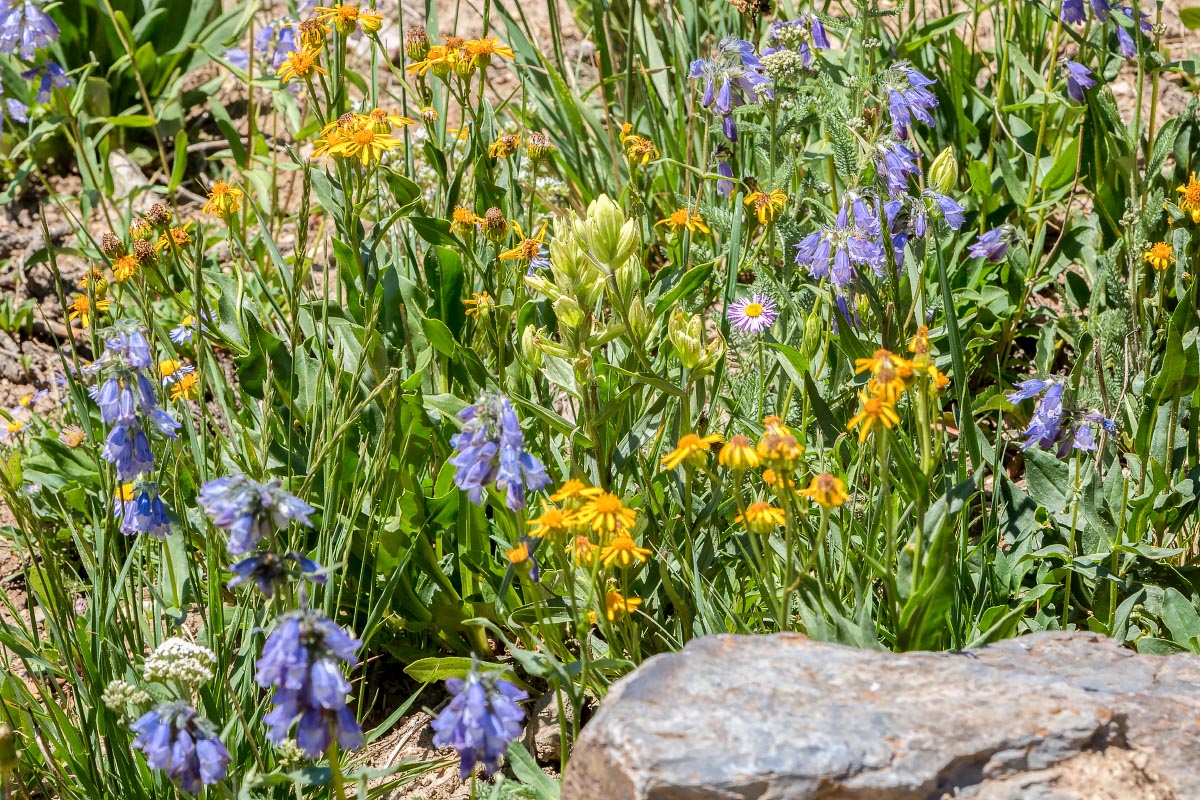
left=505, top=538, right=540, bottom=581
left=599, top=534, right=652, bottom=567
left=868, top=364, right=908, bottom=403
left=604, top=589, right=642, bottom=620
left=1063, top=60, right=1095, bottom=103
left=202, top=182, right=243, bottom=218
left=846, top=392, right=900, bottom=442
left=716, top=158, right=736, bottom=196
left=719, top=434, right=760, bottom=471
left=574, top=492, right=637, bottom=537
left=764, top=15, right=829, bottom=67
left=656, top=209, right=709, bottom=235
left=431, top=663, right=528, bottom=779
left=146, top=203, right=173, bottom=229
left=227, top=551, right=326, bottom=598
left=102, top=680, right=151, bottom=713
left=1114, top=6, right=1151, bottom=58
left=315, top=4, right=382, bottom=35
left=0, top=0, right=60, bottom=59
left=1, top=419, right=24, bottom=443
left=79, top=267, right=108, bottom=294
left=405, top=25, right=430, bottom=60
left=622, top=133, right=660, bottom=167
left=144, top=638, right=216, bottom=687
left=130, top=701, right=230, bottom=794
left=451, top=206, right=481, bottom=233
left=795, top=194, right=887, bottom=295
left=528, top=504, right=572, bottom=539
left=498, top=222, right=550, bottom=273
left=735, top=500, right=787, bottom=533
left=295, top=18, right=328, bottom=49
left=1061, top=0, right=1087, bottom=23
left=158, top=359, right=192, bottom=384
left=130, top=217, right=154, bottom=241
left=1144, top=241, right=1174, bottom=271
left=155, top=225, right=192, bottom=254
left=874, top=139, right=922, bottom=196
left=256, top=610, right=364, bottom=758
left=763, top=468, right=796, bottom=490
left=798, top=473, right=848, bottom=508
left=113, top=482, right=172, bottom=538
left=967, top=226, right=1012, bottom=261
left=525, top=131, right=555, bottom=160
left=60, top=425, right=86, bottom=448
left=108, top=254, right=139, bottom=282
left=170, top=373, right=200, bottom=401
left=550, top=479, right=604, bottom=507
left=169, top=312, right=212, bottom=345
left=406, top=43, right=458, bottom=77
left=908, top=326, right=930, bottom=355
left=480, top=207, right=509, bottom=241
left=1007, top=379, right=1116, bottom=457
left=885, top=65, right=938, bottom=140
left=689, top=37, right=772, bottom=141
left=133, top=240, right=157, bottom=265
left=448, top=394, right=550, bottom=511
left=566, top=534, right=598, bottom=565
left=367, top=107, right=415, bottom=132
left=277, top=48, right=327, bottom=83
left=1176, top=172, right=1200, bottom=224
left=68, top=294, right=111, bottom=328
left=756, top=419, right=803, bottom=469
left=463, top=291, right=494, bottom=318
left=759, top=48, right=806, bottom=86
left=464, top=37, right=515, bottom=68
left=197, top=474, right=315, bottom=555
left=855, top=349, right=914, bottom=382
left=100, top=232, right=125, bottom=259
left=744, top=188, right=787, bottom=224
left=329, top=126, right=400, bottom=165
left=727, top=292, right=778, bottom=334
left=661, top=432, right=724, bottom=470
left=419, top=105, right=438, bottom=122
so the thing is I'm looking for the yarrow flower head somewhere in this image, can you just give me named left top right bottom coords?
left=143, top=638, right=216, bottom=687
left=256, top=609, right=364, bottom=758
left=448, top=393, right=551, bottom=511
left=431, top=662, right=529, bottom=779
left=764, top=15, right=829, bottom=67
left=727, top=292, right=778, bottom=334
left=689, top=37, right=772, bottom=141
left=130, top=701, right=230, bottom=794
left=0, top=0, right=60, bottom=59
left=197, top=474, right=314, bottom=555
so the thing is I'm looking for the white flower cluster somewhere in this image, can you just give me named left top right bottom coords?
left=101, top=679, right=151, bottom=711
left=143, top=637, right=217, bottom=687
left=760, top=50, right=806, bottom=86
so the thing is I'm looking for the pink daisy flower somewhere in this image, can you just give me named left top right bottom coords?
left=727, top=293, right=778, bottom=334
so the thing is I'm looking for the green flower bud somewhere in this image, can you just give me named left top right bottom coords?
left=553, top=296, right=586, bottom=329
left=521, top=325, right=544, bottom=371
left=928, top=146, right=958, bottom=195
left=669, top=308, right=704, bottom=369
left=801, top=307, right=823, bottom=361
left=580, top=195, right=639, bottom=270
left=693, top=329, right=726, bottom=377
left=613, top=256, right=643, bottom=303
left=627, top=297, right=651, bottom=345
left=0, top=723, right=18, bottom=774
left=524, top=273, right=563, bottom=302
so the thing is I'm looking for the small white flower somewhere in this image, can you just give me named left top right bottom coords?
left=102, top=679, right=151, bottom=711
left=144, top=637, right=217, bottom=687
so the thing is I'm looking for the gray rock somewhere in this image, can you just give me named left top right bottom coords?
left=524, top=690, right=573, bottom=764
left=562, top=632, right=1198, bottom=799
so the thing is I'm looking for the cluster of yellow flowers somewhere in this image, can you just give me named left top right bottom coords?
left=405, top=30, right=515, bottom=81
left=847, top=327, right=949, bottom=442
left=618, top=122, right=660, bottom=168
left=276, top=5, right=382, bottom=86
left=311, top=109, right=414, bottom=165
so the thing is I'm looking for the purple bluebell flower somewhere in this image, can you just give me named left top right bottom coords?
left=1061, top=0, right=1087, bottom=23
left=1009, top=379, right=1117, bottom=456
left=102, top=421, right=155, bottom=480
left=1090, top=0, right=1111, bottom=20
left=449, top=394, right=550, bottom=511
left=5, top=95, right=28, bottom=123
left=227, top=551, right=326, bottom=598
left=1063, top=60, right=1096, bottom=102
left=924, top=191, right=965, bottom=230
left=967, top=226, right=1012, bottom=261
left=169, top=311, right=213, bottom=345
left=0, top=0, right=60, bottom=59
left=1007, top=378, right=1052, bottom=403
left=113, top=482, right=172, bottom=539
left=431, top=663, right=529, bottom=779
left=130, top=701, right=230, bottom=794
left=874, top=139, right=922, bottom=196
left=727, top=293, right=778, bottom=334
left=795, top=194, right=887, bottom=293
left=886, top=66, right=938, bottom=139
left=689, top=37, right=772, bottom=142
left=1114, top=7, right=1151, bottom=58
left=21, top=62, right=69, bottom=103
left=257, top=610, right=364, bottom=758
left=1020, top=381, right=1065, bottom=451
left=716, top=159, right=735, bottom=197
left=225, top=47, right=250, bottom=71
left=197, top=474, right=314, bottom=555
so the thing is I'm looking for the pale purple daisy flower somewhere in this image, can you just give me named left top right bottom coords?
left=727, top=293, right=778, bottom=334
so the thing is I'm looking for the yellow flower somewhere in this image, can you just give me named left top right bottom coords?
left=735, top=500, right=787, bottom=533
left=908, top=325, right=930, bottom=355
left=406, top=44, right=458, bottom=77
left=660, top=432, right=723, bottom=470
left=798, top=473, right=848, bottom=508
left=480, top=207, right=509, bottom=241
left=463, top=291, right=494, bottom=318
left=604, top=589, right=642, bottom=621
left=155, top=225, right=192, bottom=254
left=854, top=349, right=914, bottom=380
left=450, top=206, right=482, bottom=233
left=170, top=373, right=200, bottom=401
left=489, top=132, right=522, bottom=159
left=525, top=131, right=555, bottom=160
left=464, top=37, right=515, bottom=67
left=114, top=483, right=135, bottom=503
left=868, top=364, right=907, bottom=404
left=419, top=105, right=439, bottom=122
left=744, top=188, right=787, bottom=224
left=574, top=492, right=637, bottom=537
left=1144, top=242, right=1174, bottom=271
left=367, top=107, right=416, bottom=132
left=762, top=469, right=796, bottom=491
left=550, top=479, right=604, bottom=507
left=68, top=295, right=111, bottom=328
left=846, top=392, right=900, bottom=442
left=314, top=4, right=382, bottom=35
left=4, top=420, right=24, bottom=437
left=622, top=134, right=660, bottom=167
left=277, top=48, right=328, bottom=83
left=506, top=540, right=533, bottom=566
left=655, top=209, right=709, bottom=235
left=599, top=534, right=653, bottom=567
left=718, top=434, right=760, bottom=471
left=1176, top=172, right=1200, bottom=223
left=328, top=126, right=400, bottom=165
left=566, top=534, right=597, bottom=566
left=79, top=267, right=108, bottom=294
left=498, top=222, right=548, bottom=266
left=112, top=254, right=140, bottom=283
left=756, top=417, right=803, bottom=469
left=159, top=359, right=185, bottom=380
left=295, top=18, right=329, bottom=50
left=203, top=182, right=243, bottom=218
left=59, top=426, right=86, bottom=448
left=529, top=504, right=572, bottom=539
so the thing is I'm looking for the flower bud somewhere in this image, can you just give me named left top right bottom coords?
left=0, top=723, right=17, bottom=774
left=693, top=329, right=726, bottom=377
left=525, top=131, right=555, bottom=161
left=801, top=306, right=822, bottom=361
left=129, top=217, right=153, bottom=242
left=481, top=207, right=509, bottom=242
left=627, top=297, right=651, bottom=345
left=553, top=296, right=586, bottom=329
left=146, top=204, right=172, bottom=229
left=521, top=325, right=544, bottom=371
left=614, top=256, right=642, bottom=303
left=928, top=146, right=958, bottom=195
left=582, top=195, right=638, bottom=270
left=100, top=232, right=125, bottom=259
left=668, top=308, right=704, bottom=369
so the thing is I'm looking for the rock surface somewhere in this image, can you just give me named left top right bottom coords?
left=562, top=631, right=1200, bottom=799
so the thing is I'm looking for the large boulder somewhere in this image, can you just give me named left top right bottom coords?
left=562, top=631, right=1199, bottom=799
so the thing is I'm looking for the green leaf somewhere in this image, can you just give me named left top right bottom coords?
left=403, top=657, right=508, bottom=683
left=1180, top=6, right=1200, bottom=28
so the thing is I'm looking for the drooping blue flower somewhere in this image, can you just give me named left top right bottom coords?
left=967, top=226, right=1012, bottom=261
left=874, top=139, right=922, bottom=196
left=1009, top=379, right=1117, bottom=457
left=130, top=701, right=230, bottom=794
left=21, top=62, right=69, bottom=103
left=197, top=474, right=314, bottom=555
left=924, top=191, right=965, bottom=230
left=1114, top=6, right=1151, bottom=58
left=795, top=194, right=887, bottom=293
left=0, top=0, right=60, bottom=59
left=1007, top=378, right=1052, bottom=403
left=449, top=394, right=550, bottom=511
left=227, top=551, right=326, bottom=598
left=1061, top=0, right=1086, bottom=23
left=689, top=37, right=772, bottom=142
left=102, top=421, right=156, bottom=480
left=1063, top=60, right=1096, bottom=103
left=113, top=482, right=172, bottom=539
left=256, top=610, right=364, bottom=758
left=431, top=664, right=529, bottom=779
left=4, top=94, right=28, bottom=124
left=716, top=158, right=735, bottom=197
left=225, top=47, right=250, bottom=71
left=886, top=65, right=938, bottom=139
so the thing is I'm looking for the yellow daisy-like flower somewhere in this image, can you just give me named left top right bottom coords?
left=762, top=468, right=797, bottom=491
left=170, top=373, right=200, bottom=401
left=315, top=4, right=382, bottom=35
left=5, top=420, right=24, bottom=437
left=202, top=182, right=243, bottom=218
left=908, top=325, right=930, bottom=355
left=277, top=48, right=328, bottom=83
left=488, top=133, right=522, bottom=159
left=155, top=225, right=192, bottom=254
left=450, top=206, right=482, bottom=233
left=604, top=589, right=642, bottom=621
left=660, top=432, right=723, bottom=470
left=159, top=359, right=185, bottom=380
left=744, top=188, right=787, bottom=224
left=798, top=472, right=848, bottom=508
left=498, top=222, right=548, bottom=266
left=566, top=534, right=598, bottom=566
left=622, top=134, right=660, bottom=167
left=599, top=534, right=653, bottom=568
left=735, top=500, right=787, bottom=533
left=60, top=425, right=86, bottom=448
left=463, top=291, right=494, bottom=318
left=295, top=18, right=329, bottom=50
left=854, top=348, right=914, bottom=379
left=1176, top=172, right=1200, bottom=223
left=847, top=392, right=900, bottom=442
left=329, top=126, right=400, bottom=165
left=112, top=254, right=140, bottom=283
left=718, top=434, right=760, bottom=471
left=1144, top=241, right=1174, bottom=271
left=550, top=479, right=604, bottom=507
left=406, top=44, right=458, bottom=77
left=506, top=540, right=533, bottom=567
left=756, top=417, right=803, bottom=469
left=79, top=267, right=107, bottom=294
left=367, top=107, right=416, bottom=132
left=655, top=209, right=709, bottom=235
left=868, top=364, right=907, bottom=404
left=464, top=37, right=515, bottom=67
left=68, top=294, right=111, bottom=328
left=574, top=492, right=637, bottom=537
left=529, top=504, right=572, bottom=539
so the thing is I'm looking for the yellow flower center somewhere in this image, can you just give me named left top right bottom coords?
left=1186, top=182, right=1200, bottom=205
left=338, top=6, right=359, bottom=20
left=744, top=302, right=764, bottom=318
left=591, top=495, right=623, bottom=514
left=353, top=129, right=376, bottom=146
left=1150, top=243, right=1172, bottom=259
left=519, top=239, right=541, bottom=259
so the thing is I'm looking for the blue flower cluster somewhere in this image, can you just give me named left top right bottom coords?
left=0, top=0, right=58, bottom=60
left=256, top=609, right=364, bottom=758
left=689, top=37, right=772, bottom=142
left=885, top=65, right=938, bottom=140
left=228, top=550, right=326, bottom=598
left=449, top=394, right=550, bottom=511
left=113, top=482, right=172, bottom=540
left=967, top=226, right=1014, bottom=261
left=197, top=474, right=314, bottom=555
left=431, top=665, right=529, bottom=779
left=1008, top=379, right=1117, bottom=456
left=764, top=15, right=830, bottom=68
left=1063, top=60, right=1097, bottom=103
left=130, top=701, right=230, bottom=795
